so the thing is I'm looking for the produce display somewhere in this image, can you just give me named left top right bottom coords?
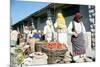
left=15, top=45, right=32, bottom=65
left=15, top=52, right=25, bottom=65
left=42, top=42, right=68, bottom=64
left=44, top=42, right=67, bottom=50
left=22, top=52, right=48, bottom=66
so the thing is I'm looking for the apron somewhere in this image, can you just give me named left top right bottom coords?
left=71, top=32, right=86, bottom=56
left=71, top=21, right=86, bottom=56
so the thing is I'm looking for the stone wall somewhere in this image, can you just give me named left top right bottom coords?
left=88, top=5, right=95, bottom=48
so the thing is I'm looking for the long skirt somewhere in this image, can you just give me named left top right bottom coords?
left=71, top=32, right=86, bottom=56
left=57, top=29, right=68, bottom=47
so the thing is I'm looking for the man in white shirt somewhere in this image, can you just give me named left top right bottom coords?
left=44, top=19, right=55, bottom=42
left=11, top=28, right=18, bottom=47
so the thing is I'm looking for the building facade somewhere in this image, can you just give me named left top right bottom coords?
left=12, top=3, right=95, bottom=33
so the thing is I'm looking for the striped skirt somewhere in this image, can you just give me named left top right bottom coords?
left=71, top=32, right=86, bottom=56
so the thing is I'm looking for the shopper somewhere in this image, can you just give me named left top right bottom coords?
left=40, top=31, right=45, bottom=41
left=11, top=28, right=18, bottom=47
left=24, top=26, right=29, bottom=42
left=32, top=29, right=41, bottom=39
left=18, top=33, right=26, bottom=48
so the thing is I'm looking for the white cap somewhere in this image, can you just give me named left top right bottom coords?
left=32, top=29, right=37, bottom=33
left=38, top=30, right=41, bottom=33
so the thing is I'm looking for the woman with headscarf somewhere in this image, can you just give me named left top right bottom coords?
left=54, top=12, right=68, bottom=47
left=67, top=12, right=86, bottom=62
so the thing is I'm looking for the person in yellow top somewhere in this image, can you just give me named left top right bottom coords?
left=54, top=12, right=67, bottom=29
left=54, top=12, right=68, bottom=47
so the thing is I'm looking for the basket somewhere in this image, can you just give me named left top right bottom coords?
left=35, top=41, right=47, bottom=52
left=41, top=45, right=68, bottom=64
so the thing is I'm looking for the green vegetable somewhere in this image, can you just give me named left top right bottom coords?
left=15, top=52, right=25, bottom=65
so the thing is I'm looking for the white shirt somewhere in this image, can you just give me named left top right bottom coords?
left=67, top=21, right=86, bottom=35
left=43, top=25, right=54, bottom=34
left=11, top=30, right=18, bottom=41
left=24, top=26, right=29, bottom=34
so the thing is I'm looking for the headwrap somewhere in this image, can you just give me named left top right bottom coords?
left=73, top=12, right=82, bottom=22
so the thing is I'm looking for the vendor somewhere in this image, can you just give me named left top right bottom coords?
left=67, top=12, right=86, bottom=62
left=32, top=29, right=41, bottom=39
left=43, top=19, right=55, bottom=42
left=54, top=12, right=68, bottom=47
